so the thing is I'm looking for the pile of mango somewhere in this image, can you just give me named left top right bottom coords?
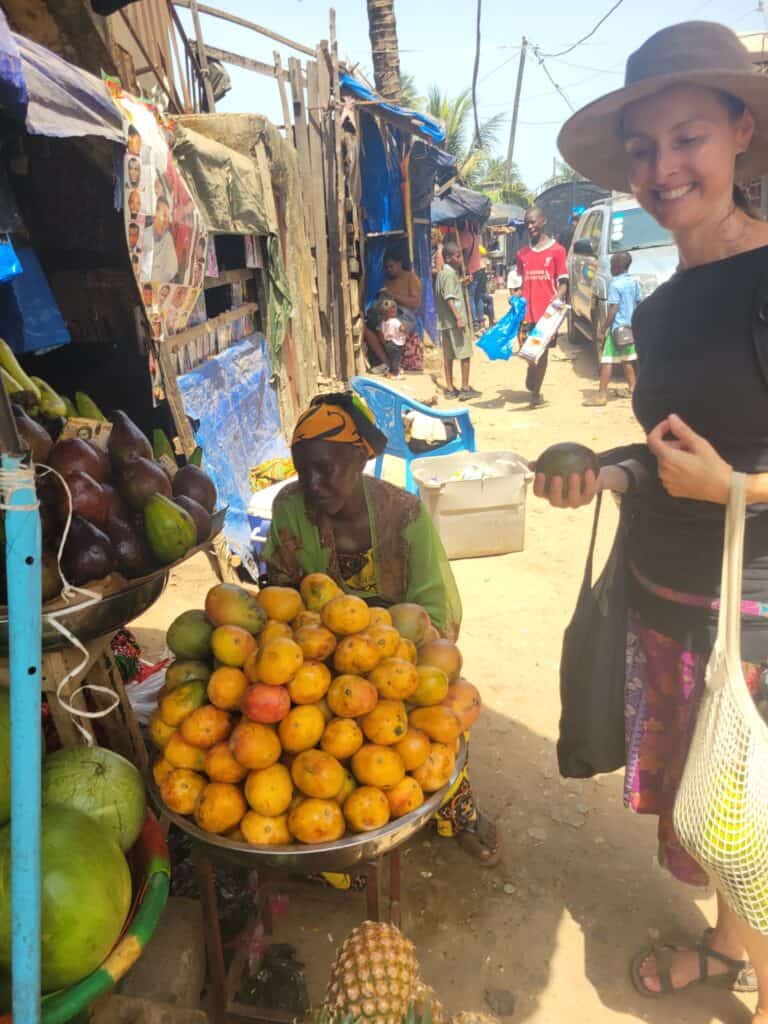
left=151, top=577, right=482, bottom=846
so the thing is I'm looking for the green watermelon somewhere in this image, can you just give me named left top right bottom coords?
left=0, top=692, right=8, bottom=826
left=0, top=806, right=131, bottom=992
left=41, top=746, right=146, bottom=852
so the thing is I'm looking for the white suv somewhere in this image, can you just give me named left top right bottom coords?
left=567, top=195, right=677, bottom=348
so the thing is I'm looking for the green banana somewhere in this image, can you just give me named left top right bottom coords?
left=75, top=391, right=107, bottom=421
left=30, top=377, right=67, bottom=419
left=0, top=338, right=40, bottom=400
left=189, top=447, right=203, bottom=467
left=61, top=395, right=78, bottom=419
left=152, top=428, right=177, bottom=465
left=0, top=367, right=22, bottom=396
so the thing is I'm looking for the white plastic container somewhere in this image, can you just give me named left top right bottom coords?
left=412, top=451, right=533, bottom=559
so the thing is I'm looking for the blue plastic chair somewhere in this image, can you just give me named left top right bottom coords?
left=351, top=376, right=476, bottom=493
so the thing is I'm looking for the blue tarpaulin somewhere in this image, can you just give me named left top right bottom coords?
left=341, top=75, right=445, bottom=144
left=0, top=10, right=124, bottom=143
left=361, top=114, right=404, bottom=235
left=177, top=335, right=289, bottom=556
left=431, top=184, right=491, bottom=226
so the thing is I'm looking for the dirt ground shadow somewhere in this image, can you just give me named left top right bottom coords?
left=257, top=705, right=752, bottom=1023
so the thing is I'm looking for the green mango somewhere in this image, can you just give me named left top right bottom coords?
left=189, top=447, right=203, bottom=468
left=144, top=494, right=197, bottom=565
left=75, top=391, right=107, bottom=422
left=152, top=428, right=176, bottom=465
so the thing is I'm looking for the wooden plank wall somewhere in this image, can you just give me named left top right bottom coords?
left=275, top=38, right=365, bottom=384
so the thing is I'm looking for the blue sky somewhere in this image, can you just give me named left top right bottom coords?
left=177, top=0, right=768, bottom=191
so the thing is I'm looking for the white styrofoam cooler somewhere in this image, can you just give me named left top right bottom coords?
left=412, top=450, right=533, bottom=560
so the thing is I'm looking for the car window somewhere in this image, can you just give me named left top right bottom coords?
left=588, top=212, right=603, bottom=251
left=609, top=207, right=673, bottom=252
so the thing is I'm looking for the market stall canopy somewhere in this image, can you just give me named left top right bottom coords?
left=489, top=202, right=526, bottom=226
left=410, top=142, right=456, bottom=215
left=340, top=74, right=445, bottom=144
left=431, top=184, right=491, bottom=226
left=0, top=11, right=123, bottom=143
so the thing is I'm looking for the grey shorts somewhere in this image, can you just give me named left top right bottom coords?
left=440, top=326, right=473, bottom=360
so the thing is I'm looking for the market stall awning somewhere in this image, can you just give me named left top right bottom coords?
left=431, top=184, right=491, bottom=226
left=340, top=74, right=445, bottom=144
left=489, top=202, right=526, bottom=226
left=0, top=11, right=124, bottom=143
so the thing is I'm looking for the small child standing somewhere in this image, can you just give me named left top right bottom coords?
left=378, top=297, right=407, bottom=378
left=585, top=250, right=639, bottom=407
left=434, top=241, right=479, bottom=400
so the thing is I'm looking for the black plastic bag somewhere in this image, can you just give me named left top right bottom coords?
left=557, top=493, right=629, bottom=778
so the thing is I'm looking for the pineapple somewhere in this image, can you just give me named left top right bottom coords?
left=324, top=921, right=420, bottom=1024
left=411, top=981, right=445, bottom=1024
left=450, top=1015, right=502, bottom=1024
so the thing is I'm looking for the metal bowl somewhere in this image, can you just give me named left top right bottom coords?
left=0, top=571, right=169, bottom=655
left=148, top=737, right=467, bottom=872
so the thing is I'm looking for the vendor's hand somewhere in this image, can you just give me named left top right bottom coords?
left=455, top=317, right=466, bottom=330
left=646, top=413, right=732, bottom=504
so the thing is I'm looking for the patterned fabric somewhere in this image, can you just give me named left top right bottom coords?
left=624, top=611, right=766, bottom=886
left=337, top=548, right=377, bottom=594
left=435, top=770, right=477, bottom=836
left=263, top=477, right=462, bottom=640
left=111, top=628, right=141, bottom=683
left=292, top=397, right=378, bottom=457
left=400, top=328, right=423, bottom=371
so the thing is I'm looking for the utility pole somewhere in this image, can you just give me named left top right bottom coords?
left=506, top=37, right=527, bottom=175
left=189, top=0, right=216, bottom=112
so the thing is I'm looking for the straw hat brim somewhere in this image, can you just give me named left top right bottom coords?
left=557, top=69, right=768, bottom=193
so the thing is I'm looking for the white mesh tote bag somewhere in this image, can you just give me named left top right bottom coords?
left=673, top=472, right=768, bottom=931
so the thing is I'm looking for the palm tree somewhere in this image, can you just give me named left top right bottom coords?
left=399, top=73, right=423, bottom=111
left=425, top=86, right=506, bottom=182
left=479, top=157, right=532, bottom=207
left=366, top=0, right=402, bottom=102
left=538, top=159, right=585, bottom=192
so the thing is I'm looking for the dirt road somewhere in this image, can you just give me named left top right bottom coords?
left=132, top=313, right=751, bottom=1023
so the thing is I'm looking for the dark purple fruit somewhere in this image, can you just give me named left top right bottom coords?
left=60, top=471, right=108, bottom=528
left=105, top=517, right=153, bottom=579
left=108, top=410, right=152, bottom=469
left=61, top=516, right=113, bottom=585
left=172, top=464, right=216, bottom=513
left=172, top=494, right=211, bottom=544
left=118, top=456, right=172, bottom=511
left=48, top=438, right=110, bottom=483
left=12, top=405, right=52, bottom=464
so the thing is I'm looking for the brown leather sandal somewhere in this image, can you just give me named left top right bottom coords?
left=630, top=936, right=757, bottom=997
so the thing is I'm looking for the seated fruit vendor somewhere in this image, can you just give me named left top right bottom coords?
left=263, top=392, right=499, bottom=865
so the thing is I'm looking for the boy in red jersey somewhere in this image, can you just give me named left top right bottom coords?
left=517, top=207, right=568, bottom=407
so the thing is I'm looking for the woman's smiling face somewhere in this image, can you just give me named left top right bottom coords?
left=621, top=85, right=754, bottom=233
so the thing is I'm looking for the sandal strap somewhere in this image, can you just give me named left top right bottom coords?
left=698, top=944, right=749, bottom=973
left=653, top=945, right=677, bottom=995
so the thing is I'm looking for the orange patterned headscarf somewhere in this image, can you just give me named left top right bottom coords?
left=291, top=393, right=386, bottom=458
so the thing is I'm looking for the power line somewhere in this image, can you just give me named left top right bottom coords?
left=531, top=45, right=575, bottom=111
left=540, top=0, right=625, bottom=59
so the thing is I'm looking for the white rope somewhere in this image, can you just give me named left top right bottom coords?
left=2, top=465, right=119, bottom=744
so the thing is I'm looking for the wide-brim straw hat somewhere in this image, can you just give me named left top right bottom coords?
left=558, top=21, right=768, bottom=192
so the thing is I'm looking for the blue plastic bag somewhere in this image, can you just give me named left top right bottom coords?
left=477, top=295, right=527, bottom=361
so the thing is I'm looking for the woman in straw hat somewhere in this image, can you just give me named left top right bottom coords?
left=541, top=20, right=768, bottom=1012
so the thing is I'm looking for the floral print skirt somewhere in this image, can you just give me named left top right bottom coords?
left=624, top=611, right=765, bottom=886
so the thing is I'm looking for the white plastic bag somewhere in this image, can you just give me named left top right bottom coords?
left=125, top=664, right=168, bottom=725
left=673, top=472, right=768, bottom=932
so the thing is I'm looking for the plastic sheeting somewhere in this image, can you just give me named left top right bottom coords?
left=360, top=114, right=404, bottom=235
left=173, top=124, right=292, bottom=357
left=413, top=222, right=436, bottom=342
left=177, top=334, right=289, bottom=556
left=0, top=16, right=124, bottom=142
left=410, top=142, right=455, bottom=214
left=431, top=185, right=491, bottom=226
left=341, top=74, right=445, bottom=144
